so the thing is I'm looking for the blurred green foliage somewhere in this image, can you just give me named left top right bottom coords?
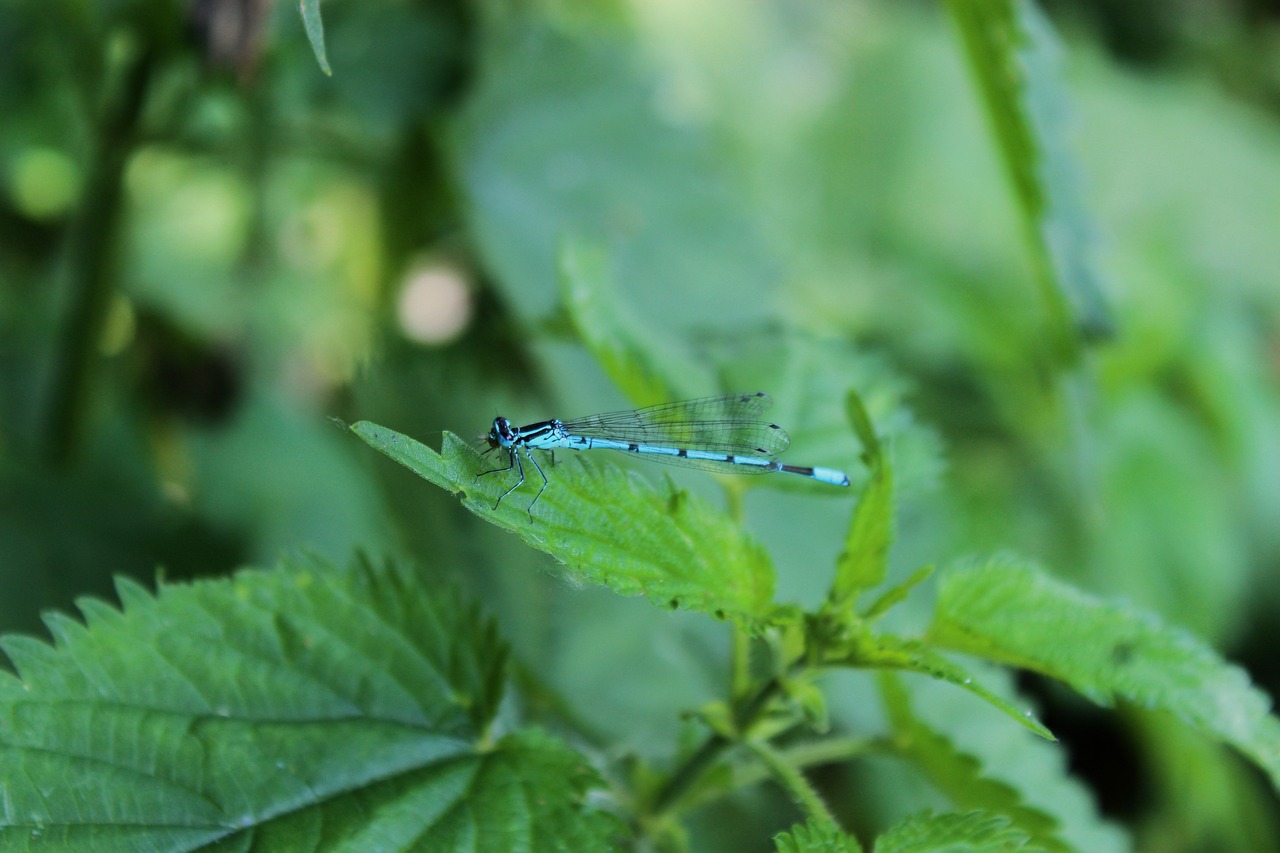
left=2, top=0, right=1279, bottom=850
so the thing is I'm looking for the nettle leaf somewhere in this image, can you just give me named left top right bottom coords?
left=930, top=559, right=1280, bottom=790
left=898, top=669, right=1130, bottom=853
left=879, top=673, right=1075, bottom=853
left=349, top=424, right=777, bottom=630
left=245, top=729, right=618, bottom=852
left=875, top=810, right=1044, bottom=853
left=945, top=0, right=1112, bottom=347
left=0, top=557, right=620, bottom=851
left=558, top=238, right=713, bottom=407
left=831, top=391, right=894, bottom=607
left=774, top=819, right=865, bottom=853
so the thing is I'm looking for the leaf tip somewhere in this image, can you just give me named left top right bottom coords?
left=113, top=574, right=154, bottom=610
left=844, top=389, right=880, bottom=460
left=297, top=0, right=333, bottom=76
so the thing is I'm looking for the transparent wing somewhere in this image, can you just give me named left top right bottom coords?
left=566, top=392, right=773, bottom=426
left=560, top=392, right=792, bottom=467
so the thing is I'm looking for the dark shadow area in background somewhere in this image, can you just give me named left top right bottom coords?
left=1017, top=671, right=1149, bottom=821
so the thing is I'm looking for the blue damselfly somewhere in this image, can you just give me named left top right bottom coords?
left=479, top=392, right=849, bottom=514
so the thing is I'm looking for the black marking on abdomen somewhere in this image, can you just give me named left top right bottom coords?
left=677, top=448, right=688, bottom=458
left=628, top=443, right=639, bottom=452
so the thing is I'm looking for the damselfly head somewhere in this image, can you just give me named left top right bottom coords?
left=488, top=416, right=517, bottom=448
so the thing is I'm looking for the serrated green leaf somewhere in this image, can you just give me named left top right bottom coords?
left=831, top=391, right=894, bottom=606
left=297, top=0, right=332, bottom=76
left=558, top=238, right=712, bottom=406
left=875, top=810, right=1044, bottom=853
left=897, top=667, right=1131, bottom=853
left=879, top=673, right=1075, bottom=853
left=349, top=424, right=777, bottom=630
left=248, top=729, right=621, bottom=853
left=929, top=559, right=1280, bottom=790
left=945, top=0, right=1112, bottom=350
left=0, top=557, right=621, bottom=850
left=774, top=818, right=864, bottom=853
left=844, top=635, right=1053, bottom=740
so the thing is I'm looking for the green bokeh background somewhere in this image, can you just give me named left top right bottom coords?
left=2, top=0, right=1278, bottom=849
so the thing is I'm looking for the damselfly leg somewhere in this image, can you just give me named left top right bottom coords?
left=479, top=444, right=550, bottom=518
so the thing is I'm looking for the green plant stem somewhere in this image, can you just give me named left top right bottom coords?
left=648, top=676, right=782, bottom=818
left=727, top=480, right=752, bottom=698
left=731, top=628, right=751, bottom=701
left=45, top=42, right=153, bottom=464
left=730, top=736, right=881, bottom=793
left=723, top=479, right=746, bottom=524
left=726, top=481, right=752, bottom=699
left=745, top=738, right=838, bottom=827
